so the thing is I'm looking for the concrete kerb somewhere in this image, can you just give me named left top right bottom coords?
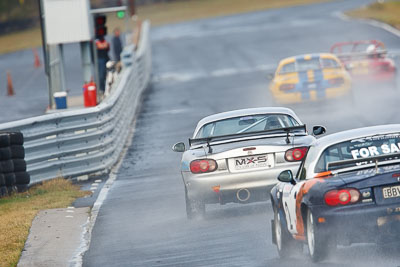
left=69, top=84, right=146, bottom=267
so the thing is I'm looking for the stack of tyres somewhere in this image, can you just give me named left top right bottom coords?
left=10, top=132, right=29, bottom=193
left=0, top=132, right=29, bottom=198
left=0, top=133, right=11, bottom=197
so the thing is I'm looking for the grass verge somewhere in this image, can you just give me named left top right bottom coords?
left=136, top=0, right=332, bottom=26
left=346, top=1, right=400, bottom=30
left=0, top=0, right=331, bottom=55
left=0, top=179, right=89, bottom=267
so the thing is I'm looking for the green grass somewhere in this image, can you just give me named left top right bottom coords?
left=346, top=1, right=400, bottom=30
left=0, top=179, right=90, bottom=267
left=136, top=0, right=332, bottom=26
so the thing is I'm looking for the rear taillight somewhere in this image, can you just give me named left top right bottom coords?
left=279, top=84, right=295, bottom=91
left=285, top=147, right=308, bottom=162
left=328, top=77, right=344, bottom=86
left=190, top=159, right=217, bottom=174
left=324, top=188, right=360, bottom=206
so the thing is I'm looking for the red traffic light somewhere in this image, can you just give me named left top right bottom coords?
left=96, top=27, right=107, bottom=37
left=94, top=14, right=107, bottom=38
left=95, top=15, right=106, bottom=25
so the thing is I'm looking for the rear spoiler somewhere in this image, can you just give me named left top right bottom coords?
left=327, top=152, right=400, bottom=172
left=189, top=125, right=306, bottom=153
left=336, top=50, right=387, bottom=59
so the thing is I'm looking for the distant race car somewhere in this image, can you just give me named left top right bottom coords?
left=172, top=107, right=325, bottom=219
left=330, top=40, right=397, bottom=86
left=270, top=125, right=400, bottom=262
left=269, top=53, right=351, bottom=104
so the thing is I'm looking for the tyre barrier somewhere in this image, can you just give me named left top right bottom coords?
left=0, top=132, right=29, bottom=198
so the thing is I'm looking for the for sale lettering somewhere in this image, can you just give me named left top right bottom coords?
left=351, top=144, right=400, bottom=159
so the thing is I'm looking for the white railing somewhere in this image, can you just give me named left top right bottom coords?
left=0, top=21, right=151, bottom=184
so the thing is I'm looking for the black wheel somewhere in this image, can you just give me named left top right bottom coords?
left=10, top=145, right=25, bottom=159
left=185, top=188, right=205, bottom=219
left=0, top=134, right=10, bottom=148
left=9, top=132, right=24, bottom=145
left=0, top=173, right=5, bottom=186
left=306, top=209, right=331, bottom=262
left=0, top=186, right=7, bottom=197
left=13, top=159, right=26, bottom=172
left=15, top=172, right=30, bottom=185
left=15, top=184, right=29, bottom=193
left=4, top=173, right=16, bottom=186
left=0, top=160, right=14, bottom=173
left=0, top=147, right=11, bottom=160
left=274, top=208, right=302, bottom=258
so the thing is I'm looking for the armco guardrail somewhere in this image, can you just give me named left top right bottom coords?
left=0, top=21, right=152, bottom=184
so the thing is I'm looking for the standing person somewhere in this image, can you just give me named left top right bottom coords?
left=112, top=27, right=123, bottom=72
left=96, top=36, right=110, bottom=94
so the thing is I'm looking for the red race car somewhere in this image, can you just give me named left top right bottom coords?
left=330, top=40, right=397, bottom=87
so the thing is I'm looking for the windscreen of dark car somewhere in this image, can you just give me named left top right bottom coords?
left=315, top=133, right=400, bottom=172
left=196, top=114, right=300, bottom=138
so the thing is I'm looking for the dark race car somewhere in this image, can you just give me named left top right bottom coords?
left=270, top=124, right=400, bottom=262
left=330, top=40, right=397, bottom=87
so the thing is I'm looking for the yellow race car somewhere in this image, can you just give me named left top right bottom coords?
left=269, top=53, right=351, bottom=104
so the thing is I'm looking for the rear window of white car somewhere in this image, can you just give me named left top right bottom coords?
left=315, top=133, right=400, bottom=172
left=196, top=114, right=299, bottom=138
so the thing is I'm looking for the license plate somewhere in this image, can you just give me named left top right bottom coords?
left=382, top=185, right=400, bottom=199
left=234, top=155, right=269, bottom=170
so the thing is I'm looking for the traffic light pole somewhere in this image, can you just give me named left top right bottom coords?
left=38, top=0, right=53, bottom=108
left=80, top=41, right=96, bottom=84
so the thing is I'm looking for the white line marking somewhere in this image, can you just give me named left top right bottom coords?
left=94, top=180, right=102, bottom=183
left=152, top=64, right=276, bottom=83
left=66, top=216, right=74, bottom=218
left=70, top=114, right=139, bottom=267
left=66, top=210, right=74, bottom=213
left=67, top=207, right=74, bottom=209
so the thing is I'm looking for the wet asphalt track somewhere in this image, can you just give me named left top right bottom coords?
left=83, top=1, right=400, bottom=266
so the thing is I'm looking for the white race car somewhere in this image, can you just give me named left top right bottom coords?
left=173, top=107, right=325, bottom=219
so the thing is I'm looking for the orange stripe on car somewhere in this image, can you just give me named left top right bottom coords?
left=294, top=179, right=325, bottom=237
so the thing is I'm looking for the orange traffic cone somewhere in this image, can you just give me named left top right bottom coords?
left=33, top=48, right=41, bottom=68
left=7, top=72, right=14, bottom=96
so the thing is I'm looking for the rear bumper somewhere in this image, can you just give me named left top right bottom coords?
left=183, top=163, right=300, bottom=204
left=351, top=70, right=396, bottom=83
left=311, top=202, right=400, bottom=244
left=271, top=85, right=350, bottom=104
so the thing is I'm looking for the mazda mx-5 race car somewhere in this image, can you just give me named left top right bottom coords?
left=269, top=53, right=351, bottom=104
left=270, top=124, right=400, bottom=262
left=330, top=40, right=397, bottom=87
left=172, top=107, right=325, bottom=219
